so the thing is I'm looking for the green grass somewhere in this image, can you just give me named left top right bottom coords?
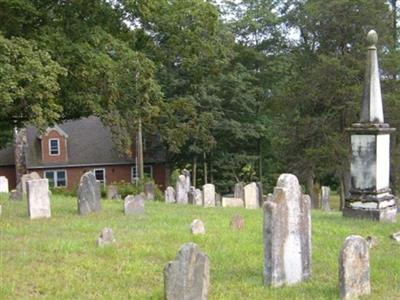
left=0, top=193, right=399, bottom=299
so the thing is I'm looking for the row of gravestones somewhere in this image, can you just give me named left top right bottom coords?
left=162, top=174, right=371, bottom=300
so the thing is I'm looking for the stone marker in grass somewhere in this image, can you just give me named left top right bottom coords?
left=263, top=173, right=311, bottom=287
left=244, top=182, right=260, bottom=209
left=339, top=235, right=370, bottom=300
left=164, top=243, right=210, bottom=300
left=77, top=172, right=101, bottom=215
left=222, top=197, right=244, bottom=208
left=321, top=186, right=331, bottom=212
left=27, top=179, right=51, bottom=219
left=124, top=194, right=145, bottom=215
left=176, top=175, right=188, bottom=204
left=230, top=214, right=245, bottom=230
left=203, top=184, right=215, bottom=207
left=190, top=219, right=205, bottom=235
left=165, top=186, right=176, bottom=203
left=0, top=176, right=9, bottom=193
left=97, top=227, right=116, bottom=247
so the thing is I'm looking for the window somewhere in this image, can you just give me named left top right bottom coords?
left=44, top=170, right=67, bottom=188
left=94, top=168, right=106, bottom=185
left=49, top=139, right=60, bottom=156
left=131, top=165, right=153, bottom=182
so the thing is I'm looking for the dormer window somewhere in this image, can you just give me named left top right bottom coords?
left=49, top=139, right=60, bottom=156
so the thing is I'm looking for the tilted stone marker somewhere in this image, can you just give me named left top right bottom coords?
left=77, top=172, right=101, bottom=215
left=344, top=30, right=397, bottom=221
left=165, top=186, right=176, bottom=203
left=124, top=194, right=145, bottom=215
left=234, top=182, right=244, bottom=201
left=244, top=182, right=260, bottom=209
left=20, top=172, right=41, bottom=194
left=263, top=173, right=311, bottom=287
left=164, top=243, right=210, bottom=300
left=0, top=176, right=9, bottom=193
left=27, top=179, right=51, bottom=219
left=176, top=175, right=188, bottom=204
left=144, top=182, right=155, bottom=201
left=106, top=185, right=119, bottom=200
left=190, top=219, right=206, bottom=235
left=321, top=186, right=331, bottom=212
left=222, top=197, right=244, bottom=208
left=339, top=235, right=370, bottom=300
left=202, top=183, right=215, bottom=207
left=230, top=214, right=245, bottom=230
left=97, top=227, right=116, bottom=247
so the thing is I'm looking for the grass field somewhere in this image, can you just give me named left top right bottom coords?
left=0, top=193, right=399, bottom=299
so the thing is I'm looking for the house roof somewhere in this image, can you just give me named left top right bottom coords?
left=0, top=116, right=166, bottom=168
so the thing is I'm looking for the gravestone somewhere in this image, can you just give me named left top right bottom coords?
left=181, top=169, right=191, bottom=192
left=230, top=214, right=245, bottom=230
left=263, top=173, right=311, bottom=287
left=244, top=182, right=259, bottom=209
left=97, top=227, right=116, bottom=247
left=222, top=197, right=244, bottom=208
left=203, top=184, right=215, bottom=207
left=188, top=186, right=196, bottom=204
left=0, top=176, right=9, bottom=193
left=106, top=185, right=119, bottom=200
left=164, top=243, right=210, bottom=300
left=176, top=175, right=188, bottom=204
left=194, top=189, right=203, bottom=206
left=9, top=189, right=22, bottom=201
left=256, top=182, right=264, bottom=207
left=20, top=172, right=41, bottom=194
left=190, top=219, right=205, bottom=235
left=77, top=172, right=101, bottom=215
left=27, top=179, right=51, bottom=219
left=144, top=182, right=155, bottom=201
left=165, top=186, right=176, bottom=203
left=215, top=193, right=222, bottom=207
left=339, top=235, right=370, bottom=300
left=234, top=182, right=244, bottom=201
left=124, top=194, right=145, bottom=215
left=321, top=186, right=331, bottom=211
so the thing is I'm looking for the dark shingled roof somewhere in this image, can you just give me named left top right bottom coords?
left=1, top=116, right=165, bottom=168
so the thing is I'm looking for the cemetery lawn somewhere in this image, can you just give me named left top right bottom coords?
left=0, top=193, right=399, bottom=300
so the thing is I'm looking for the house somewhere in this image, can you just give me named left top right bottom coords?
left=0, top=117, right=168, bottom=191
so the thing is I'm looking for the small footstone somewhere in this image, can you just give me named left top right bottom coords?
left=124, top=194, right=145, bottom=215
left=230, top=214, right=245, bottom=230
left=164, top=243, right=210, bottom=300
left=391, top=231, right=400, bottom=243
left=97, top=227, right=116, bottom=247
left=190, top=219, right=205, bottom=235
left=339, top=235, right=370, bottom=300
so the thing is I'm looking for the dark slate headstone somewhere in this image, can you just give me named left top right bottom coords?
left=77, top=172, right=101, bottom=215
left=124, top=194, right=145, bottom=215
left=164, top=243, right=210, bottom=300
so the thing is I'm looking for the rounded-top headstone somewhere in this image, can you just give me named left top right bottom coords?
left=367, top=30, right=378, bottom=46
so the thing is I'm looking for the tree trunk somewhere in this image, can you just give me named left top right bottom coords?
left=210, top=152, right=213, bottom=184
left=203, top=152, right=207, bottom=184
left=193, top=156, right=197, bottom=188
left=14, top=127, right=27, bottom=186
left=339, top=170, right=351, bottom=211
left=306, top=171, right=319, bottom=209
left=137, top=118, right=144, bottom=182
left=258, top=139, right=262, bottom=181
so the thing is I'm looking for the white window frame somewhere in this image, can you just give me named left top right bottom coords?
left=93, top=168, right=106, bottom=185
left=131, top=165, right=153, bottom=183
left=48, top=138, right=60, bottom=156
left=44, top=170, right=67, bottom=188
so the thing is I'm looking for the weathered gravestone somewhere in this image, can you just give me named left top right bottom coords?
left=124, top=194, right=145, bottom=215
left=176, top=175, right=188, bottom=204
left=321, top=186, right=331, bottom=212
left=339, top=235, right=370, bottom=300
left=203, top=184, right=215, bottom=207
left=97, top=227, right=116, bottom=247
left=222, top=197, right=244, bottom=208
left=20, top=172, right=41, bottom=194
left=215, top=193, right=222, bottom=207
left=77, top=172, right=101, bottom=215
left=230, top=214, right=245, bottom=230
left=27, top=179, right=51, bottom=219
left=9, top=189, right=22, bottom=201
left=190, top=219, right=205, bottom=235
left=144, top=182, right=155, bottom=201
left=181, top=169, right=191, bottom=192
left=263, top=173, right=311, bottom=287
left=164, top=243, right=210, bottom=300
left=244, top=182, right=260, bottom=209
left=165, top=186, right=176, bottom=203
left=106, top=185, right=119, bottom=200
left=234, top=182, right=244, bottom=201
left=194, top=189, right=203, bottom=206
left=0, top=176, right=9, bottom=193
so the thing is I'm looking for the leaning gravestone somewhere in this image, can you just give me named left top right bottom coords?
left=20, top=172, right=41, bottom=194
left=165, top=186, right=176, bottom=203
left=176, top=175, right=188, bottom=204
left=234, top=182, right=245, bottom=201
left=97, top=227, right=116, bottom=247
left=124, top=194, right=145, bottom=215
left=263, top=173, right=311, bottom=287
left=339, top=235, right=370, bottom=300
left=203, top=184, right=215, bottom=207
left=77, top=172, right=101, bottom=215
left=144, top=182, right=155, bottom=201
left=106, top=185, right=119, bottom=200
left=321, top=186, right=331, bottom=211
left=0, top=176, right=9, bottom=193
left=27, top=179, right=51, bottom=219
left=244, top=182, right=259, bottom=209
left=164, top=243, right=210, bottom=300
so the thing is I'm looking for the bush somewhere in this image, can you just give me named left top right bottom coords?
left=111, top=179, right=164, bottom=201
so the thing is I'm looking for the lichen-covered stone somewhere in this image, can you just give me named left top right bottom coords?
left=77, top=172, right=101, bottom=215
left=339, top=235, right=370, bottom=300
left=164, top=243, right=210, bottom=300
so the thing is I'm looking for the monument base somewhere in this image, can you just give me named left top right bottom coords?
left=343, top=195, right=397, bottom=222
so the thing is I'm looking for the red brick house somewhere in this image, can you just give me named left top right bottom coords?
left=0, top=117, right=167, bottom=191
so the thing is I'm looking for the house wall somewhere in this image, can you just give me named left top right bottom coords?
left=41, top=130, right=68, bottom=164
left=0, top=165, right=17, bottom=189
